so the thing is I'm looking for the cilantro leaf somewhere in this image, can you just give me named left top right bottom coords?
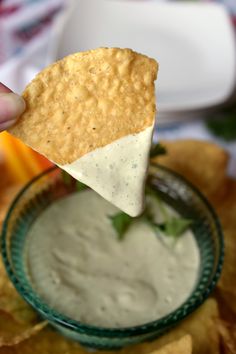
left=143, top=192, right=192, bottom=238
left=150, top=143, right=167, bottom=158
left=109, top=209, right=192, bottom=241
left=61, top=170, right=87, bottom=191
left=76, top=180, right=87, bottom=191
left=154, top=218, right=192, bottom=238
left=109, top=212, right=133, bottom=240
left=61, top=170, right=73, bottom=185
left=206, top=107, right=236, bottom=142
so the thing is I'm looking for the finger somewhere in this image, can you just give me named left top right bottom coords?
left=0, top=119, right=17, bottom=131
left=0, top=83, right=12, bottom=93
left=0, top=93, right=25, bottom=130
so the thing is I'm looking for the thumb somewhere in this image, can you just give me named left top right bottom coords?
left=0, top=92, right=25, bottom=131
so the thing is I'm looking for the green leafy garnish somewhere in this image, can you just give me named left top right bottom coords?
left=76, top=180, right=87, bottom=191
left=109, top=186, right=193, bottom=240
left=206, top=106, right=236, bottom=141
left=61, top=171, right=86, bottom=191
left=109, top=212, right=133, bottom=240
left=61, top=170, right=73, bottom=185
left=145, top=208, right=193, bottom=239
left=154, top=218, right=192, bottom=238
left=150, top=143, right=167, bottom=158
left=145, top=188, right=192, bottom=237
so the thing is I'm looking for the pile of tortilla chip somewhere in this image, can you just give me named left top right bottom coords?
left=0, top=139, right=236, bottom=353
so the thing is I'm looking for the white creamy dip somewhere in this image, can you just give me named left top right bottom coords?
left=27, top=190, right=200, bottom=328
left=58, top=125, right=154, bottom=217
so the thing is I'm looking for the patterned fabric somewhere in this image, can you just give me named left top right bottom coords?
left=0, top=1, right=235, bottom=59
left=0, top=0, right=69, bottom=93
left=0, top=0, right=65, bottom=65
left=213, top=0, right=236, bottom=26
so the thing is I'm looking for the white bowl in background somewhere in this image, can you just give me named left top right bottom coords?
left=58, top=0, right=236, bottom=115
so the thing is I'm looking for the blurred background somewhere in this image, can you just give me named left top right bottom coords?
left=0, top=0, right=236, bottom=188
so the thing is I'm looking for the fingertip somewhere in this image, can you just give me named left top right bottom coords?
left=0, top=119, right=17, bottom=131
left=0, top=93, right=25, bottom=123
left=0, top=83, right=12, bottom=93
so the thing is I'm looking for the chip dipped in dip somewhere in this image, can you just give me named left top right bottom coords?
left=9, top=48, right=158, bottom=217
left=27, top=188, right=200, bottom=328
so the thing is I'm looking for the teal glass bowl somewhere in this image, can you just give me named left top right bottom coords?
left=1, top=165, right=224, bottom=350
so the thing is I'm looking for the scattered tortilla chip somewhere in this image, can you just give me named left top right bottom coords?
left=0, top=310, right=46, bottom=347
left=0, top=284, right=38, bottom=325
left=212, top=179, right=236, bottom=317
left=155, top=140, right=229, bottom=203
left=217, top=228, right=236, bottom=316
left=0, top=328, right=84, bottom=354
left=217, top=320, right=236, bottom=354
left=149, top=335, right=192, bottom=354
left=9, top=48, right=158, bottom=165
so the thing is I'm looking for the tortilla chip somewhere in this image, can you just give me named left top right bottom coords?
left=155, top=140, right=229, bottom=202
left=217, top=229, right=236, bottom=315
left=9, top=48, right=158, bottom=165
left=0, top=255, right=38, bottom=326
left=0, top=328, right=83, bottom=354
left=149, top=335, right=192, bottom=354
left=0, top=284, right=38, bottom=326
left=0, top=310, right=46, bottom=347
left=217, top=320, right=236, bottom=354
left=212, top=179, right=236, bottom=317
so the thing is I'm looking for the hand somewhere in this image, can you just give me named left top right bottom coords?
left=0, top=83, right=25, bottom=132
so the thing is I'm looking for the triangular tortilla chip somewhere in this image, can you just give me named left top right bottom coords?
left=149, top=335, right=192, bottom=354
left=9, top=48, right=158, bottom=216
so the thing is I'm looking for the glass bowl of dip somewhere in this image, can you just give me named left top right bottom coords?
left=1, top=165, right=224, bottom=350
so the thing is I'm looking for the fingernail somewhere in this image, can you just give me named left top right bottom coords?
left=0, top=93, right=25, bottom=123
left=0, top=119, right=17, bottom=131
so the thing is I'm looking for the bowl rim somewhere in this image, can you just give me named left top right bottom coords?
left=1, top=164, right=224, bottom=338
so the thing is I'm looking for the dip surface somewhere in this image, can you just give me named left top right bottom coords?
left=27, top=190, right=200, bottom=328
